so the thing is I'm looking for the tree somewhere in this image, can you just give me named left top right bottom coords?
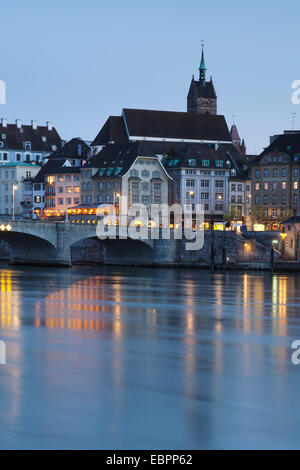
left=249, top=205, right=264, bottom=224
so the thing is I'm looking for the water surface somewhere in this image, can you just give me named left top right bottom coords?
left=0, top=265, right=299, bottom=449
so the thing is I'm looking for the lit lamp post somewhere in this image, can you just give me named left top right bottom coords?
left=12, top=184, right=18, bottom=221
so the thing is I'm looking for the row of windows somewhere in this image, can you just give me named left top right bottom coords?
left=131, top=182, right=161, bottom=191
left=255, top=167, right=294, bottom=178
left=130, top=170, right=161, bottom=178
left=255, top=181, right=291, bottom=190
left=186, top=179, right=224, bottom=188
left=57, top=198, right=80, bottom=206
left=255, top=195, right=288, bottom=205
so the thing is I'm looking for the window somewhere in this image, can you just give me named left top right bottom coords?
left=255, top=195, right=260, bottom=204
left=263, top=195, right=268, bottom=205
left=154, top=183, right=161, bottom=191
left=141, top=182, right=149, bottom=190
left=154, top=196, right=161, bottom=204
left=99, top=182, right=103, bottom=190
left=132, top=194, right=139, bottom=203
left=294, top=181, right=298, bottom=190
left=255, top=169, right=260, bottom=178
left=66, top=175, right=71, bottom=182
left=34, top=196, right=41, bottom=203
left=74, top=186, right=80, bottom=193
left=282, top=181, right=287, bottom=189
left=231, top=184, right=236, bottom=191
left=201, top=180, right=209, bottom=187
left=231, top=196, right=236, bottom=203
left=152, top=171, right=160, bottom=178
left=34, top=184, right=41, bottom=191
left=66, top=186, right=72, bottom=193
left=58, top=187, right=63, bottom=193
left=188, top=159, right=196, bottom=166
left=142, top=196, right=150, bottom=204
left=58, top=175, right=63, bottom=182
left=131, top=182, right=139, bottom=190
left=263, top=168, right=268, bottom=178
left=201, top=192, right=209, bottom=200
left=26, top=171, right=31, bottom=178
left=3, top=153, right=7, bottom=161
left=215, top=180, right=224, bottom=188
left=282, top=168, right=287, bottom=177
left=273, top=168, right=278, bottom=177
left=215, top=203, right=223, bottom=211
left=58, top=198, right=64, bottom=205
left=186, top=191, right=195, bottom=200
left=141, top=170, right=150, bottom=177
left=237, top=196, right=242, bottom=204
left=67, top=198, right=72, bottom=205
left=186, top=180, right=195, bottom=187
left=237, top=184, right=242, bottom=191
left=264, top=182, right=269, bottom=190
left=74, top=198, right=80, bottom=205
left=293, top=168, right=299, bottom=177
left=255, top=183, right=260, bottom=190
left=204, top=204, right=209, bottom=212
left=272, top=196, right=277, bottom=204
left=293, top=195, right=298, bottom=204
left=215, top=193, right=223, bottom=200
left=273, top=181, right=277, bottom=190
left=202, top=160, right=209, bottom=167
left=16, top=154, right=21, bottom=161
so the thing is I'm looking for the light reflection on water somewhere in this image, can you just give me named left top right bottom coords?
left=0, top=266, right=300, bottom=449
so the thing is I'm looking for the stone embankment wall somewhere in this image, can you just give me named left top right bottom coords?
left=70, top=231, right=280, bottom=267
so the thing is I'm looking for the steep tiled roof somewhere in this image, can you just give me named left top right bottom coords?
left=0, top=122, right=61, bottom=152
left=46, top=137, right=90, bottom=160
left=92, top=116, right=128, bottom=146
left=122, top=108, right=230, bottom=142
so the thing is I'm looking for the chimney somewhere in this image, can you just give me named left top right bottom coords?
left=16, top=119, right=21, bottom=129
left=31, top=120, right=37, bottom=130
left=46, top=121, right=52, bottom=131
left=1, top=118, right=7, bottom=128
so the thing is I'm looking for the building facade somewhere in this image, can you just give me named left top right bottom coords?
left=251, top=131, right=300, bottom=230
left=0, top=119, right=61, bottom=164
left=0, top=163, right=40, bottom=217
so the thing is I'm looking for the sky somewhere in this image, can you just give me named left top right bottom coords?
left=0, top=0, right=300, bottom=154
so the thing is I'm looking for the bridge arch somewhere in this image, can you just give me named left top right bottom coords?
left=0, top=230, right=58, bottom=265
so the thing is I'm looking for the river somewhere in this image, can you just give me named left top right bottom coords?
left=0, top=264, right=299, bottom=449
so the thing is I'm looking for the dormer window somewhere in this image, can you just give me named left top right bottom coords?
left=202, top=160, right=209, bottom=166
left=24, top=142, right=31, bottom=151
left=231, top=169, right=236, bottom=176
left=188, top=159, right=196, bottom=166
left=215, top=160, right=223, bottom=167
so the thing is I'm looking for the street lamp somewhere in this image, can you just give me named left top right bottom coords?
left=12, top=184, right=18, bottom=221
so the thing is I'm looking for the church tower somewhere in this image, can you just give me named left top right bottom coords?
left=187, top=43, right=217, bottom=115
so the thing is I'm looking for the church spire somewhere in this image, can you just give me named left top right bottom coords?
left=199, top=41, right=206, bottom=86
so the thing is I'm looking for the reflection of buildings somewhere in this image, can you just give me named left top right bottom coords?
left=0, top=269, right=21, bottom=329
left=35, top=276, right=124, bottom=335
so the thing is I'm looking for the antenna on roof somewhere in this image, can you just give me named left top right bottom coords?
left=291, top=112, right=296, bottom=130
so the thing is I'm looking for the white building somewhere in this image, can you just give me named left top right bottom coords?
left=0, top=119, right=62, bottom=164
left=0, top=163, right=40, bottom=217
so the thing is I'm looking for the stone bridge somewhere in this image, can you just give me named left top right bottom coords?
left=0, top=220, right=278, bottom=267
left=0, top=220, right=175, bottom=267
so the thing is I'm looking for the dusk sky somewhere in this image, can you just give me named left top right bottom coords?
left=1, top=0, right=300, bottom=154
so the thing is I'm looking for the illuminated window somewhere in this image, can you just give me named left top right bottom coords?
left=74, top=186, right=80, bottom=193
left=264, top=182, right=269, bottom=190
left=294, top=181, right=298, bottom=190
left=255, top=183, right=260, bottom=190
left=282, top=181, right=287, bottom=189
left=47, top=176, right=55, bottom=184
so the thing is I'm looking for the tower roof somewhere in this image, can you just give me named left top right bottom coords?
left=230, top=124, right=241, bottom=142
